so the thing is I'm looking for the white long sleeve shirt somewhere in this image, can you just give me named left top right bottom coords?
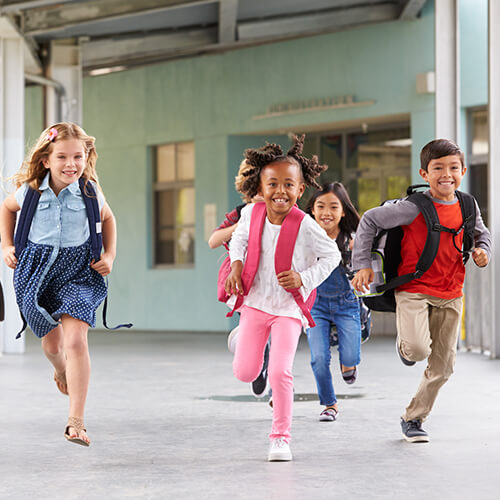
left=228, top=204, right=341, bottom=326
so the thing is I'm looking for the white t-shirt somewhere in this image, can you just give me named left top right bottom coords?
left=229, top=204, right=341, bottom=325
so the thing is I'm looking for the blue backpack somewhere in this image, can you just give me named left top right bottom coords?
left=14, top=178, right=132, bottom=336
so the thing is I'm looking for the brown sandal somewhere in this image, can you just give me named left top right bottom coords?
left=54, top=371, right=68, bottom=395
left=64, top=417, right=90, bottom=447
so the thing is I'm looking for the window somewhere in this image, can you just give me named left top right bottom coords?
left=468, top=108, right=488, bottom=225
left=153, top=142, right=195, bottom=266
left=301, top=125, right=411, bottom=214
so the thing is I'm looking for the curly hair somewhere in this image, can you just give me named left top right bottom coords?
left=237, top=134, right=327, bottom=199
left=12, top=122, right=101, bottom=195
left=234, top=160, right=255, bottom=202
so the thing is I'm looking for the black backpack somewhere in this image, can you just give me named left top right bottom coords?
left=361, top=185, right=476, bottom=313
left=13, top=178, right=132, bottom=337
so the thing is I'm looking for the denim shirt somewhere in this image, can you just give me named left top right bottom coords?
left=15, top=173, right=105, bottom=248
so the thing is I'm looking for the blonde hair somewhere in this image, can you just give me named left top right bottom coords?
left=13, top=122, right=100, bottom=193
left=234, top=160, right=254, bottom=202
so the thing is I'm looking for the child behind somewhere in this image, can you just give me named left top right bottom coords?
left=306, top=182, right=362, bottom=422
left=208, top=160, right=256, bottom=250
left=225, top=135, right=341, bottom=461
left=351, top=139, right=491, bottom=443
left=0, top=122, right=117, bottom=447
left=208, top=160, right=269, bottom=398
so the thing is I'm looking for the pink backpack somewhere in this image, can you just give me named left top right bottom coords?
left=217, top=202, right=317, bottom=327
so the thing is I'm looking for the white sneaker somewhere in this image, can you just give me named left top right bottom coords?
left=227, top=326, right=239, bottom=353
left=268, top=438, right=292, bottom=462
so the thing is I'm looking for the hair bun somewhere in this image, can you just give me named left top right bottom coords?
left=286, top=134, right=305, bottom=156
left=244, top=142, right=283, bottom=167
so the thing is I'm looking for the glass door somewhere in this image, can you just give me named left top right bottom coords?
left=302, top=124, right=411, bottom=213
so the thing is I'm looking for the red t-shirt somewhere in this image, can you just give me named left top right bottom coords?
left=398, top=200, right=465, bottom=299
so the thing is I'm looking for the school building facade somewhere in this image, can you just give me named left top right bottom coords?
left=1, top=1, right=499, bottom=355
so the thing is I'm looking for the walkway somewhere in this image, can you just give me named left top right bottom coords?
left=0, top=332, right=499, bottom=499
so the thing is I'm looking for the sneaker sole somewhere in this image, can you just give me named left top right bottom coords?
left=268, top=453, right=292, bottom=462
left=319, top=416, right=335, bottom=422
left=227, top=326, right=239, bottom=353
left=403, top=434, right=430, bottom=443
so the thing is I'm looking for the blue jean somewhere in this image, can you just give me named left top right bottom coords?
left=306, top=290, right=362, bottom=406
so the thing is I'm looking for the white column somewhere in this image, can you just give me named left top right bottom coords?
left=488, top=0, right=500, bottom=358
left=44, top=40, right=82, bottom=126
left=0, top=31, right=25, bottom=354
left=435, top=0, right=459, bottom=140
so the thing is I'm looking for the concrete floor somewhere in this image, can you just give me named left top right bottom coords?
left=0, top=331, right=499, bottom=500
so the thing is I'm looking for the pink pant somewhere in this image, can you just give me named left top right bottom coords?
left=233, top=306, right=302, bottom=442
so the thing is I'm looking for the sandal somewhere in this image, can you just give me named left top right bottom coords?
left=64, top=417, right=90, bottom=447
left=53, top=371, right=68, bottom=395
left=341, top=365, right=357, bottom=385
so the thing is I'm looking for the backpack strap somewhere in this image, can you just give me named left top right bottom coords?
left=78, top=180, right=132, bottom=331
left=14, top=187, right=41, bottom=258
left=376, top=192, right=441, bottom=293
left=14, top=187, right=43, bottom=336
left=78, top=178, right=102, bottom=262
left=0, top=281, right=4, bottom=322
left=274, top=206, right=316, bottom=328
left=455, top=190, right=476, bottom=264
left=227, top=202, right=267, bottom=317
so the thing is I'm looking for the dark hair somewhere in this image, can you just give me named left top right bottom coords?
left=306, top=182, right=360, bottom=266
left=420, top=138, right=465, bottom=172
left=237, top=134, right=327, bottom=199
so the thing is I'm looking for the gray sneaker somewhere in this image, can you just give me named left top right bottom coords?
left=400, top=418, right=429, bottom=442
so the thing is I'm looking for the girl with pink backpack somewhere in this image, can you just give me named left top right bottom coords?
left=224, top=135, right=340, bottom=462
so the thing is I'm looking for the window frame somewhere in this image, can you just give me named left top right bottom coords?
left=152, top=142, right=195, bottom=269
left=467, top=106, right=488, bottom=226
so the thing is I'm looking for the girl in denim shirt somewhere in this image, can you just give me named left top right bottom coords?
left=0, top=122, right=116, bottom=447
left=306, top=182, right=362, bottom=422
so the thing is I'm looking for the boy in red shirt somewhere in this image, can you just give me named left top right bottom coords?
left=351, top=139, right=491, bottom=442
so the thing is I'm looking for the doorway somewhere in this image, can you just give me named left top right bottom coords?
left=301, top=123, right=412, bottom=213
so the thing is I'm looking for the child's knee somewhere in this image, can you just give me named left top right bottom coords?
left=43, top=344, right=63, bottom=357
left=64, top=336, right=88, bottom=356
left=310, top=353, right=329, bottom=370
left=233, top=363, right=260, bottom=383
left=400, top=340, right=430, bottom=362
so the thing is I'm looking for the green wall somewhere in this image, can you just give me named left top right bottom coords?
left=79, top=4, right=438, bottom=331
left=24, top=0, right=488, bottom=332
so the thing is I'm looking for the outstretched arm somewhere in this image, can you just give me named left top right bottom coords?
left=0, top=194, right=21, bottom=269
left=208, top=224, right=238, bottom=249
left=91, top=202, right=116, bottom=276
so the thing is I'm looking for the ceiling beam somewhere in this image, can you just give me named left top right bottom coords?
left=399, top=0, right=428, bottom=20
left=0, top=15, right=41, bottom=72
left=238, top=4, right=400, bottom=40
left=82, top=27, right=217, bottom=70
left=22, top=0, right=215, bottom=35
left=218, top=0, right=237, bottom=44
left=0, top=0, right=75, bottom=13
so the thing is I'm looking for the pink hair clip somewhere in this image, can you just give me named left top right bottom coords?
left=46, top=127, right=58, bottom=142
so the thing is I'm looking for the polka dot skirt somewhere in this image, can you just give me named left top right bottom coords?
left=14, top=239, right=107, bottom=338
